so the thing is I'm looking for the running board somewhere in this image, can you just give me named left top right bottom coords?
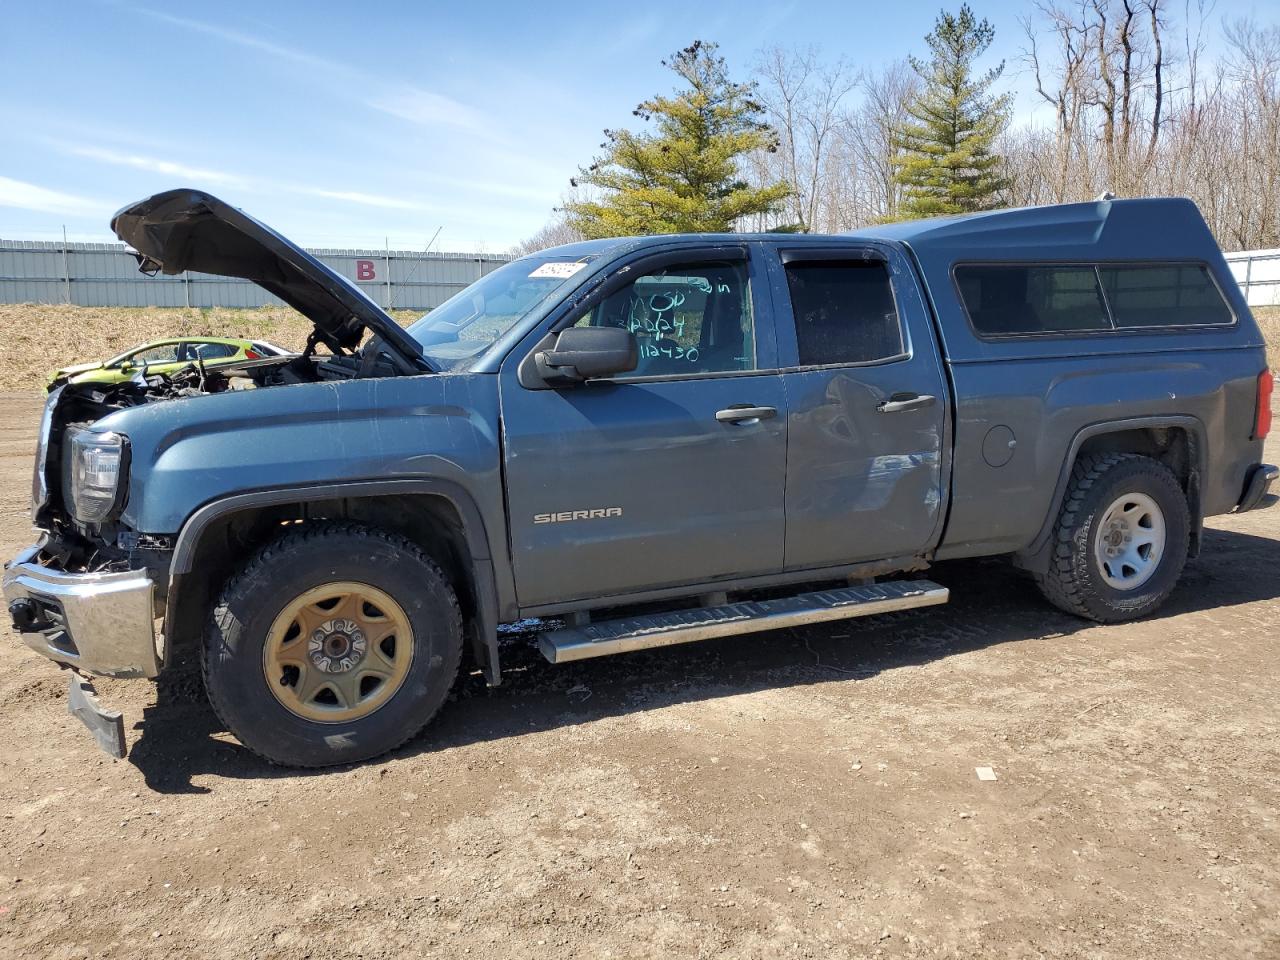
left=538, top=579, right=949, bottom=664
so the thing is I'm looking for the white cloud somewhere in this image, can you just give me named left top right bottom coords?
left=136, top=9, right=344, bottom=74
left=0, top=176, right=112, bottom=217
left=65, top=145, right=246, bottom=187
left=300, top=188, right=434, bottom=212
left=135, top=9, right=489, bottom=138
left=368, top=87, right=486, bottom=132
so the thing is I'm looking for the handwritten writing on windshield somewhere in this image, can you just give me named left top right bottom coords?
left=623, top=279, right=736, bottom=366
left=628, top=291, right=700, bottom=363
left=639, top=342, right=700, bottom=362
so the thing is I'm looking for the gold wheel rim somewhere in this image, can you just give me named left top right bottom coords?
left=263, top=581, right=414, bottom=724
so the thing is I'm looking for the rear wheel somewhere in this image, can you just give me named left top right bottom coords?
left=1035, top=454, right=1190, bottom=622
left=203, top=522, right=462, bottom=767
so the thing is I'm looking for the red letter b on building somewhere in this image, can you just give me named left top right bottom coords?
left=356, top=259, right=376, bottom=281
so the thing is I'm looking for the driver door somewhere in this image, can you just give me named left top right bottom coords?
left=499, top=245, right=788, bottom=610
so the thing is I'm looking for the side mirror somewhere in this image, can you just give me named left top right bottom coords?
left=118, top=360, right=134, bottom=372
left=534, top=326, right=638, bottom=384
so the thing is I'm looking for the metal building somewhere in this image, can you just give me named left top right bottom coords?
left=0, top=239, right=513, bottom=312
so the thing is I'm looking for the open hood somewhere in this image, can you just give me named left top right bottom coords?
left=111, top=189, right=430, bottom=370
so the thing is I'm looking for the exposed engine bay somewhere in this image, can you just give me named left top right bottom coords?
left=49, top=334, right=410, bottom=405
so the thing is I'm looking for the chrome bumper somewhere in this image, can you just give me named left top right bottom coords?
left=3, top=544, right=159, bottom=679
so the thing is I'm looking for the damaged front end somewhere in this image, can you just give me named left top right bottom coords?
left=32, top=360, right=266, bottom=576
left=8, top=351, right=399, bottom=720
left=5, top=389, right=163, bottom=755
left=26, top=182, right=437, bottom=585
left=13, top=324, right=402, bottom=673
left=9, top=380, right=176, bottom=685
left=6, top=188, right=439, bottom=755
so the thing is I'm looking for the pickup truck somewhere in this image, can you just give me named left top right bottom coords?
left=5, top=189, right=1275, bottom=766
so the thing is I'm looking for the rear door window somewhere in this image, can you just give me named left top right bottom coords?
left=1098, top=264, right=1233, bottom=328
left=783, top=260, right=905, bottom=366
left=956, top=264, right=1111, bottom=336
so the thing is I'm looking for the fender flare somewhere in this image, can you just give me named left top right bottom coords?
left=168, top=478, right=505, bottom=684
left=1021, top=414, right=1207, bottom=563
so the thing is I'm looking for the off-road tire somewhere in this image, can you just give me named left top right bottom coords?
left=1034, top=453, right=1190, bottom=623
left=202, top=522, right=463, bottom=767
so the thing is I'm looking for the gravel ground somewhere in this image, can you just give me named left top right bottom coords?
left=0, top=386, right=1277, bottom=960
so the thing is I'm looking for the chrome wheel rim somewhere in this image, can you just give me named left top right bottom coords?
left=263, top=582, right=413, bottom=723
left=1094, top=492, right=1166, bottom=591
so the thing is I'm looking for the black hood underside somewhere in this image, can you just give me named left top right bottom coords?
left=111, top=189, right=430, bottom=370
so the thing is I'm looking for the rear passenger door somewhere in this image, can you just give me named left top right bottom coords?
left=767, top=244, right=949, bottom=570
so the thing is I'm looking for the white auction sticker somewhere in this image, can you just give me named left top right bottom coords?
left=529, top=262, right=587, bottom=279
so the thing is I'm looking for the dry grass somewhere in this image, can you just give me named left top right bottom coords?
left=0, top=303, right=1275, bottom=393
left=0, top=305, right=420, bottom=391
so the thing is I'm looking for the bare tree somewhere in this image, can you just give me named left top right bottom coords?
left=752, top=46, right=860, bottom=231
left=732, top=7, right=1279, bottom=248
left=841, top=61, right=919, bottom=224
left=1219, top=18, right=1280, bottom=247
left=1005, top=0, right=1280, bottom=248
left=508, top=215, right=585, bottom=257
left=1141, top=0, right=1167, bottom=169
left=1022, top=0, right=1094, bottom=200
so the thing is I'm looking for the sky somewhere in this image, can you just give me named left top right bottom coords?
left=0, top=0, right=1272, bottom=252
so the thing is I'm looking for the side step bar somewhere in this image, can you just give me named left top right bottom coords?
left=539, top=579, right=949, bottom=664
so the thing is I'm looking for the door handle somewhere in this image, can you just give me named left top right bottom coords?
left=877, top=393, right=936, bottom=414
left=716, top=405, right=778, bottom=424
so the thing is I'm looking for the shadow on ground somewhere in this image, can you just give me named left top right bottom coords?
left=127, top=526, right=1280, bottom=793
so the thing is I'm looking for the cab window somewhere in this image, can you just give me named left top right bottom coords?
left=573, top=260, right=755, bottom=377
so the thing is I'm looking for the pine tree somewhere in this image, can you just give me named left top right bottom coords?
left=564, top=41, right=790, bottom=237
left=892, top=5, right=1011, bottom=219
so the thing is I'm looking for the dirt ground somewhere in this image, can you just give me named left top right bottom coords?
left=0, top=385, right=1277, bottom=960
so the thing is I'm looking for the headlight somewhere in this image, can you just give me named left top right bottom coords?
left=67, top=430, right=125, bottom=523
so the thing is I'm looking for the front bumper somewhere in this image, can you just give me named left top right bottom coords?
left=1237, top=463, right=1279, bottom=513
left=3, top=543, right=159, bottom=679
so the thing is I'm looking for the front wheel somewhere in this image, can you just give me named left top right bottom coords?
left=203, top=523, right=463, bottom=767
left=1035, top=454, right=1190, bottom=623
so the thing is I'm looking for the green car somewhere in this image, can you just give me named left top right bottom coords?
left=49, top=337, right=291, bottom=388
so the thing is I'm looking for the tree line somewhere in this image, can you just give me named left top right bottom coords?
left=514, top=1, right=1280, bottom=255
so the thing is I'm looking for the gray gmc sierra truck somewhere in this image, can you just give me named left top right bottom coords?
left=5, top=189, right=1276, bottom=766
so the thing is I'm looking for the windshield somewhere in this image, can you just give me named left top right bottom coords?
left=406, top=255, right=595, bottom=368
